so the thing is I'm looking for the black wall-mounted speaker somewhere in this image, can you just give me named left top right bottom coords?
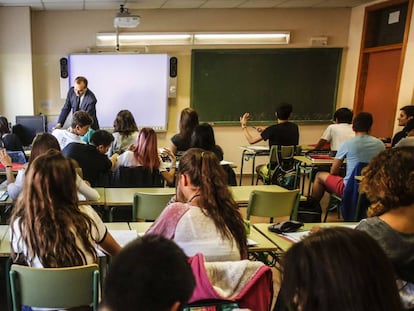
left=170, top=57, right=177, bottom=78
left=60, top=57, right=68, bottom=79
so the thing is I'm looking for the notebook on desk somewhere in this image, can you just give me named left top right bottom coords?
left=305, top=150, right=334, bottom=161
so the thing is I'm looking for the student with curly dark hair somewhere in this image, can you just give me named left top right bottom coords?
left=356, top=147, right=414, bottom=309
left=279, top=227, right=402, bottom=311
left=147, top=148, right=247, bottom=261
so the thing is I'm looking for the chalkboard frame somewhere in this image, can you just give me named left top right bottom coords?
left=190, top=48, right=343, bottom=125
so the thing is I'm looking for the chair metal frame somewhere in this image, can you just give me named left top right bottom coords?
left=9, top=263, right=99, bottom=311
left=246, top=189, right=300, bottom=267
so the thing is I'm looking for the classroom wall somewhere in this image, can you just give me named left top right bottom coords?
left=28, top=8, right=352, bottom=173
left=2, top=3, right=411, bottom=173
left=0, top=7, right=34, bottom=119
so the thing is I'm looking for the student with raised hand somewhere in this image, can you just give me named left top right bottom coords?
left=52, top=110, right=92, bottom=150
left=313, top=107, right=354, bottom=153
left=0, top=132, right=99, bottom=201
left=392, top=105, right=414, bottom=146
left=278, top=227, right=403, bottom=311
left=240, top=103, right=299, bottom=147
left=100, top=235, right=195, bottom=311
left=170, top=108, right=199, bottom=155
left=10, top=149, right=121, bottom=269
left=116, top=127, right=176, bottom=185
left=108, top=109, right=139, bottom=156
left=356, top=147, right=414, bottom=309
left=147, top=148, right=247, bottom=261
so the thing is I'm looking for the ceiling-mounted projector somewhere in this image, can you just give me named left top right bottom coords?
left=114, top=5, right=140, bottom=28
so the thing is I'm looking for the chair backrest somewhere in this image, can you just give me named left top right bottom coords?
left=133, top=192, right=172, bottom=221
left=188, top=253, right=273, bottom=311
left=247, top=189, right=301, bottom=221
left=9, top=264, right=99, bottom=311
left=6, top=151, right=26, bottom=164
left=111, top=165, right=164, bottom=188
left=267, top=145, right=297, bottom=189
left=341, top=162, right=369, bottom=222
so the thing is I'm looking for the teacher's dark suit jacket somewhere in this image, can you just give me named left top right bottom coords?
left=57, top=87, right=99, bottom=130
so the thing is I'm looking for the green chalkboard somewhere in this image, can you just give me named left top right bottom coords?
left=190, top=48, right=342, bottom=124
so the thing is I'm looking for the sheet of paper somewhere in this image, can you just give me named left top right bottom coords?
left=97, top=230, right=138, bottom=257
left=282, top=230, right=310, bottom=243
left=246, top=145, right=269, bottom=151
left=247, top=238, right=258, bottom=246
left=282, top=224, right=357, bottom=243
left=109, top=230, right=138, bottom=247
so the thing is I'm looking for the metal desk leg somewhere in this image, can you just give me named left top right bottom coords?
left=239, top=150, right=246, bottom=186
left=251, top=153, right=257, bottom=185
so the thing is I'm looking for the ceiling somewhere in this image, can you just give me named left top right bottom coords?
left=0, top=0, right=375, bottom=11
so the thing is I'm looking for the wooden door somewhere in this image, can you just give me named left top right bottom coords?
left=354, top=0, right=412, bottom=139
left=362, top=49, right=401, bottom=137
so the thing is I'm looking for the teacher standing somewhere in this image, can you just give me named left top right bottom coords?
left=55, top=76, right=99, bottom=130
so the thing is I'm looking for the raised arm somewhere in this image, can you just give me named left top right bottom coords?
left=240, top=113, right=263, bottom=144
left=0, top=149, right=15, bottom=184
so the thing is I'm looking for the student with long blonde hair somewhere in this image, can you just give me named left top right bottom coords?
left=10, top=149, right=120, bottom=268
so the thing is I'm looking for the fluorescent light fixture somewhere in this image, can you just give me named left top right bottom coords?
left=194, top=32, right=290, bottom=45
left=97, top=32, right=193, bottom=46
left=96, top=31, right=290, bottom=46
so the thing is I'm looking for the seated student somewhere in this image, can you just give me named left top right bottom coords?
left=108, top=109, right=139, bottom=156
left=392, top=105, right=414, bottom=146
left=52, top=110, right=92, bottom=150
left=278, top=227, right=403, bottom=311
left=170, top=108, right=199, bottom=155
left=0, top=116, right=24, bottom=153
left=356, top=147, right=414, bottom=309
left=191, top=123, right=237, bottom=186
left=116, top=127, right=176, bottom=185
left=313, top=107, right=354, bottom=154
left=100, top=235, right=195, bottom=311
left=63, top=129, right=118, bottom=187
left=240, top=103, right=299, bottom=148
left=395, top=119, right=414, bottom=147
left=0, top=132, right=99, bottom=201
left=311, top=112, right=385, bottom=205
left=146, top=148, right=247, bottom=261
left=191, top=123, right=223, bottom=160
left=10, top=150, right=121, bottom=268
left=240, top=103, right=299, bottom=178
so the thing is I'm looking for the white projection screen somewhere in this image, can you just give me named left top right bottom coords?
left=68, top=53, right=169, bottom=130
